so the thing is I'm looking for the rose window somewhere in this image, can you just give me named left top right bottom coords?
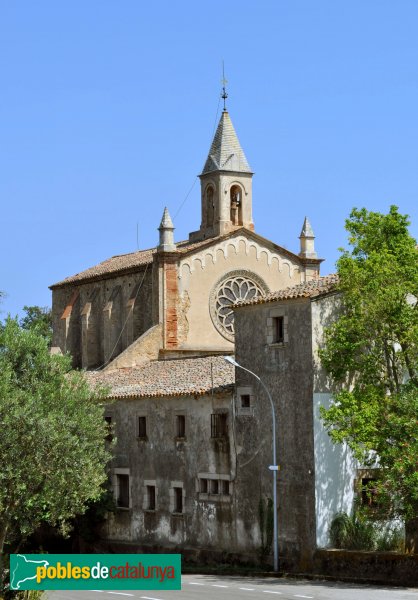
left=210, top=272, right=267, bottom=341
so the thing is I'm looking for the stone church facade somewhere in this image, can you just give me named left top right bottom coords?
left=49, top=107, right=346, bottom=569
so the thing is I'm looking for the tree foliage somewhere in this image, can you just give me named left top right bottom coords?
left=320, top=206, right=418, bottom=523
left=19, top=306, right=52, bottom=343
left=0, top=317, right=111, bottom=557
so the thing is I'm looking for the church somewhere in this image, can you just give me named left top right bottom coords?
left=50, top=103, right=357, bottom=569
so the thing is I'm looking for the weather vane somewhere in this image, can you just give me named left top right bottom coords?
left=221, top=61, right=228, bottom=111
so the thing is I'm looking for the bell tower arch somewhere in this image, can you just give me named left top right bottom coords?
left=190, top=109, right=254, bottom=242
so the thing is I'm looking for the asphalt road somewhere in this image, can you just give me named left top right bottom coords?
left=47, top=574, right=418, bottom=600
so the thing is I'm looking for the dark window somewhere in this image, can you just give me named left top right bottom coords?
left=104, top=416, right=113, bottom=442
left=174, top=487, right=183, bottom=513
left=211, top=413, right=227, bottom=438
left=221, top=480, right=230, bottom=495
left=200, top=478, right=208, bottom=493
left=176, top=415, right=186, bottom=438
left=240, top=394, right=250, bottom=408
left=361, top=478, right=378, bottom=507
left=273, top=316, right=284, bottom=343
left=146, top=485, right=156, bottom=510
left=138, top=416, right=147, bottom=438
left=210, top=479, right=219, bottom=494
left=116, top=474, right=129, bottom=508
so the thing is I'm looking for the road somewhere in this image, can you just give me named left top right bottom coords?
left=47, top=573, right=418, bottom=600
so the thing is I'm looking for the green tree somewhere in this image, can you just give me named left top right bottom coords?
left=320, top=206, right=418, bottom=549
left=19, top=305, right=52, bottom=343
left=0, top=317, right=111, bottom=560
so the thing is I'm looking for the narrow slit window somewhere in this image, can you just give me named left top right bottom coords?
left=200, top=478, right=208, bottom=493
left=273, top=316, right=284, bottom=343
left=176, top=415, right=186, bottom=438
left=146, top=485, right=156, bottom=510
left=138, top=416, right=147, bottom=438
left=174, top=487, right=183, bottom=513
left=211, top=413, right=227, bottom=438
left=116, top=474, right=130, bottom=508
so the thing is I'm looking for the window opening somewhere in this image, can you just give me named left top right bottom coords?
left=104, top=416, right=113, bottom=442
left=273, top=316, right=284, bottom=343
left=211, top=413, right=227, bottom=438
left=138, top=416, right=147, bottom=439
left=221, top=480, right=230, bottom=495
left=146, top=485, right=156, bottom=510
left=240, top=394, right=250, bottom=408
left=116, top=474, right=129, bottom=508
left=176, top=415, right=186, bottom=438
left=173, top=487, right=183, bottom=513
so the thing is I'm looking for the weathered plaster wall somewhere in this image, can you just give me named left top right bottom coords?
left=51, top=267, right=154, bottom=368
left=104, top=391, right=257, bottom=553
left=311, top=294, right=358, bottom=547
left=179, top=236, right=304, bottom=350
left=233, top=299, right=317, bottom=568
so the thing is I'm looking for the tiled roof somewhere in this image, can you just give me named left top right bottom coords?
left=86, top=355, right=235, bottom=399
left=202, top=111, right=252, bottom=175
left=49, top=236, right=223, bottom=289
left=235, top=274, right=339, bottom=307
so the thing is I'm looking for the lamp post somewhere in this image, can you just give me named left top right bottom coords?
left=224, top=355, right=279, bottom=573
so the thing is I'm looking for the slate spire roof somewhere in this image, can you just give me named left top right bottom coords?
left=300, top=216, right=315, bottom=238
left=201, top=110, right=252, bottom=175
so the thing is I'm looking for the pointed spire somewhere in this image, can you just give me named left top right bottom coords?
left=300, top=216, right=315, bottom=238
left=201, top=111, right=252, bottom=175
left=299, top=217, right=317, bottom=258
left=158, top=207, right=176, bottom=252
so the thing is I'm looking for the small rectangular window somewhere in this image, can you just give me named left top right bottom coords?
left=361, top=478, right=378, bottom=507
left=200, top=478, right=208, bottom=493
left=104, top=416, right=113, bottom=442
left=273, top=316, right=284, bottom=343
left=116, top=474, right=130, bottom=508
left=221, top=480, right=230, bottom=495
left=138, top=416, right=147, bottom=438
left=211, top=413, right=227, bottom=438
left=176, top=415, right=186, bottom=438
left=174, top=487, right=183, bottom=513
left=240, top=394, right=250, bottom=408
left=146, top=485, right=156, bottom=510
left=210, top=479, right=219, bottom=494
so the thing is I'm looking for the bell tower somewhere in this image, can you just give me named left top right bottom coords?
left=189, top=107, right=254, bottom=242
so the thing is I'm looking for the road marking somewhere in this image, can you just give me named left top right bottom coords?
left=263, top=592, right=282, bottom=595
left=108, top=594, right=134, bottom=597
left=294, top=596, right=314, bottom=599
left=92, top=592, right=104, bottom=594
left=240, top=588, right=255, bottom=591
left=140, top=597, right=164, bottom=600
left=189, top=582, right=205, bottom=585
left=212, top=584, right=229, bottom=588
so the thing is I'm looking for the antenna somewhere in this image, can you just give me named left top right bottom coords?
left=221, top=60, right=228, bottom=111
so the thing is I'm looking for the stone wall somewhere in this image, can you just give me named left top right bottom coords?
left=51, top=267, right=154, bottom=368
left=103, top=391, right=254, bottom=554
left=233, top=298, right=317, bottom=570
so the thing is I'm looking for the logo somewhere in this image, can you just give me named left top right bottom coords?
left=10, top=554, right=181, bottom=590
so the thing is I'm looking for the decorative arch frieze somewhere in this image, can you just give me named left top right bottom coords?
left=179, top=236, right=297, bottom=277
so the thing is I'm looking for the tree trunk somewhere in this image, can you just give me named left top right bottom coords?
left=405, top=517, right=418, bottom=553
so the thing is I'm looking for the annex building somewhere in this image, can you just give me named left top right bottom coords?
left=50, top=106, right=357, bottom=569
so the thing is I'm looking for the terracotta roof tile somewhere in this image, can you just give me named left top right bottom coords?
left=86, top=355, right=234, bottom=399
left=235, top=274, right=339, bottom=307
left=50, top=237, right=224, bottom=289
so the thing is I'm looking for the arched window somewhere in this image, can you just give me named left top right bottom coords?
left=230, top=185, right=243, bottom=226
left=206, top=186, right=214, bottom=227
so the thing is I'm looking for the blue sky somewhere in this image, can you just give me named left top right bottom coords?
left=1, top=1, right=418, bottom=317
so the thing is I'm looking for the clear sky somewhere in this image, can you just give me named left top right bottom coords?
left=1, top=1, right=418, bottom=317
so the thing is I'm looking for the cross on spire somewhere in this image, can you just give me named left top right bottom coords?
left=221, top=61, right=228, bottom=111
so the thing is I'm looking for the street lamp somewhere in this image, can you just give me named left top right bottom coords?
left=224, top=355, right=279, bottom=573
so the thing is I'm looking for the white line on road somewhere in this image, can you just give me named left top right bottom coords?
left=263, top=592, right=282, bottom=595
left=212, top=584, right=229, bottom=588
left=239, top=588, right=255, bottom=591
left=294, top=596, right=314, bottom=599
left=188, top=582, right=205, bottom=585
left=107, top=594, right=134, bottom=597
left=140, top=596, right=163, bottom=600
